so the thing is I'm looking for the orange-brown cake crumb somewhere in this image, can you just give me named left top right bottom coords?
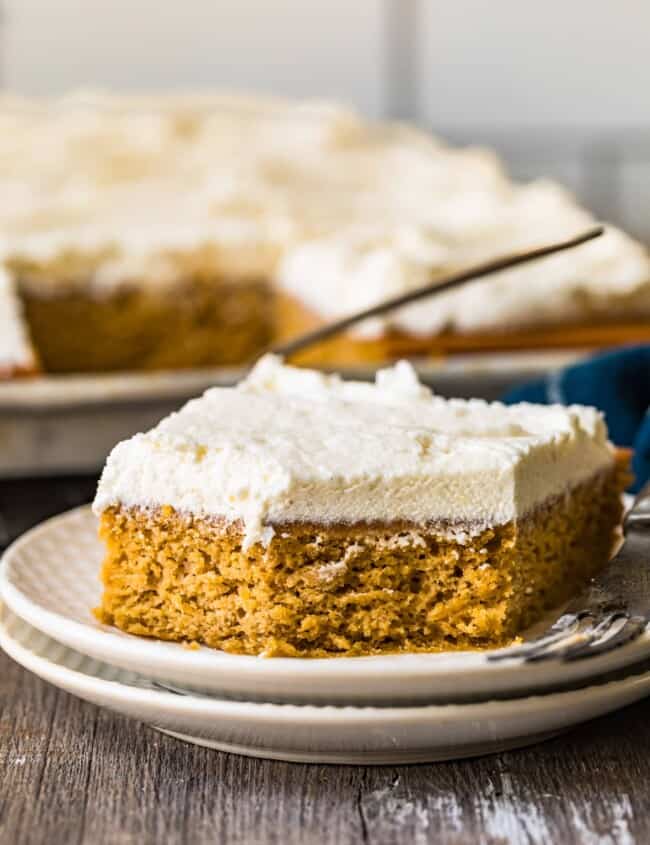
left=95, top=466, right=625, bottom=657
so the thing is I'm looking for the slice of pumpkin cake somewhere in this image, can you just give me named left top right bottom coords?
left=93, top=354, right=626, bottom=657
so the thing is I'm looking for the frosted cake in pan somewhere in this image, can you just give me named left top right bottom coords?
left=1, top=92, right=650, bottom=376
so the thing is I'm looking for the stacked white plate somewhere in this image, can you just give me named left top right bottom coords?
left=2, top=505, right=650, bottom=764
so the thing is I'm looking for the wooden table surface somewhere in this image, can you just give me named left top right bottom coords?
left=2, top=476, right=650, bottom=845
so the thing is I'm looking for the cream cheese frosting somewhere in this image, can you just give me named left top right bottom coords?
left=93, top=355, right=615, bottom=548
left=0, top=266, right=36, bottom=374
left=0, top=90, right=362, bottom=288
left=1, top=89, right=648, bottom=334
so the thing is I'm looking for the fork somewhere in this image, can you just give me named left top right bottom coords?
left=489, top=481, right=650, bottom=663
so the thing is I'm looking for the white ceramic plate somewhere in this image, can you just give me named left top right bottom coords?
left=2, top=505, right=649, bottom=706
left=0, top=351, right=580, bottom=477
left=3, top=605, right=650, bottom=765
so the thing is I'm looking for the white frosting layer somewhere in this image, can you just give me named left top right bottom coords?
left=0, top=266, right=36, bottom=373
left=0, top=90, right=647, bottom=334
left=93, top=355, right=615, bottom=548
left=0, top=90, right=365, bottom=287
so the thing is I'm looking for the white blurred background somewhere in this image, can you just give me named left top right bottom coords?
left=3, top=0, right=649, bottom=241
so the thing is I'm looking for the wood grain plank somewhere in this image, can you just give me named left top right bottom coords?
left=3, top=652, right=650, bottom=845
left=80, top=717, right=370, bottom=845
left=353, top=707, right=650, bottom=845
left=0, top=652, right=94, bottom=845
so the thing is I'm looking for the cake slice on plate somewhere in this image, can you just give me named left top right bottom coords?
left=93, top=355, right=627, bottom=657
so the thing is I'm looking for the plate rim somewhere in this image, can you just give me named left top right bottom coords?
left=4, top=603, right=650, bottom=723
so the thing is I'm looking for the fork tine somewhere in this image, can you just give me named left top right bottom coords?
left=525, top=612, right=625, bottom=662
left=523, top=612, right=628, bottom=663
left=488, top=609, right=647, bottom=664
left=562, top=615, right=647, bottom=662
left=488, top=613, right=586, bottom=662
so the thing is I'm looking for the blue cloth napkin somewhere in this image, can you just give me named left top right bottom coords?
left=503, top=345, right=650, bottom=491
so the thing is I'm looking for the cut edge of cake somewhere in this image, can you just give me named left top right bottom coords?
left=0, top=266, right=40, bottom=379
